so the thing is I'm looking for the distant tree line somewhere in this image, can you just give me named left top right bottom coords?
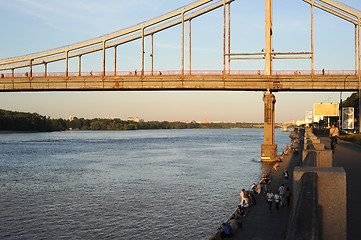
left=0, top=109, right=263, bottom=132
left=0, top=109, right=56, bottom=132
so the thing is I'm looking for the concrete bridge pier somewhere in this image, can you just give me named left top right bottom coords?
left=261, top=90, right=277, bottom=162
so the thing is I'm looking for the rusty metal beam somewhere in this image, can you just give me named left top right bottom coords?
left=228, top=3, right=231, bottom=75
left=182, top=12, right=185, bottom=79
left=230, top=57, right=265, bottom=60
left=114, top=46, right=117, bottom=77
left=44, top=63, right=47, bottom=77
left=141, top=27, right=145, bottom=77
left=65, top=51, right=68, bottom=78
left=227, top=53, right=265, bottom=56
left=265, top=0, right=273, bottom=76
left=189, top=20, right=192, bottom=76
left=102, top=41, right=106, bottom=77
left=0, top=0, right=235, bottom=71
left=356, top=25, right=358, bottom=74
left=311, top=0, right=315, bottom=75
left=151, top=35, right=154, bottom=76
left=78, top=55, right=81, bottom=77
left=303, top=0, right=359, bottom=24
left=1, top=74, right=359, bottom=92
left=223, top=0, right=226, bottom=79
left=273, top=57, right=312, bottom=60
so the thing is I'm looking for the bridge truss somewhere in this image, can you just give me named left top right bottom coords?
left=1, top=0, right=360, bottom=161
left=0, top=0, right=360, bottom=93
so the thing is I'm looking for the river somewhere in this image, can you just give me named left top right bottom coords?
left=0, top=128, right=291, bottom=239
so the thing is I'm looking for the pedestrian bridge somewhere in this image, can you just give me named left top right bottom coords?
left=1, top=0, right=360, bottom=161
left=0, top=70, right=359, bottom=92
left=0, top=0, right=360, bottom=93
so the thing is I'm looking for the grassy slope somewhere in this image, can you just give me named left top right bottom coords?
left=340, top=134, right=361, bottom=146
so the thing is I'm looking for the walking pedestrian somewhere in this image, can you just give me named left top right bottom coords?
left=266, top=190, right=274, bottom=212
left=274, top=192, right=281, bottom=211
left=286, top=187, right=292, bottom=207
left=263, top=174, right=271, bottom=193
left=278, top=184, right=286, bottom=206
left=283, top=170, right=289, bottom=183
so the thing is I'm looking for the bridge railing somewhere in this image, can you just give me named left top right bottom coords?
left=0, top=70, right=358, bottom=78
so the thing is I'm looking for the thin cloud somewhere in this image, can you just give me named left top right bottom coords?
left=7, top=0, right=97, bottom=26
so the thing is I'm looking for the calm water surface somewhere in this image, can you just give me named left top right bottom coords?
left=0, top=129, right=290, bottom=239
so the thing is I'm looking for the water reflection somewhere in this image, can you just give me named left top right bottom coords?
left=0, top=129, right=291, bottom=239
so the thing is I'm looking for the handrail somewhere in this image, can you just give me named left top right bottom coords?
left=0, top=69, right=358, bottom=78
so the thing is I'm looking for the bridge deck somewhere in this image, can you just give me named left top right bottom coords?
left=1, top=73, right=359, bottom=92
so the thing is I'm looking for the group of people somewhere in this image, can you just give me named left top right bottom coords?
left=218, top=183, right=262, bottom=239
left=263, top=169, right=292, bottom=212
left=240, top=186, right=259, bottom=208
left=219, top=183, right=264, bottom=239
left=219, top=204, right=246, bottom=239
left=266, top=184, right=292, bottom=212
left=217, top=143, right=296, bottom=239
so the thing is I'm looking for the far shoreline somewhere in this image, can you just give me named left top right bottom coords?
left=0, top=127, right=272, bottom=134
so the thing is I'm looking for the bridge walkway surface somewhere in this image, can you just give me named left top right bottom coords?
left=318, top=136, right=361, bottom=240
left=219, top=146, right=301, bottom=240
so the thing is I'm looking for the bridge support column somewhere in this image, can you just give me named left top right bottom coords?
left=261, top=90, right=277, bottom=162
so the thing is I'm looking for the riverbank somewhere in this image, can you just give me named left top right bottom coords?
left=210, top=131, right=300, bottom=240
left=317, top=136, right=361, bottom=239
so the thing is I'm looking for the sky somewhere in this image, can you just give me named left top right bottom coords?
left=0, top=0, right=361, bottom=123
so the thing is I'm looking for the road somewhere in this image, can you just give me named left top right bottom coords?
left=319, top=136, right=361, bottom=240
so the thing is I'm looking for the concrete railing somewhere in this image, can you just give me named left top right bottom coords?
left=292, top=167, right=347, bottom=240
left=287, top=128, right=347, bottom=240
left=287, top=172, right=319, bottom=240
left=301, top=129, right=332, bottom=167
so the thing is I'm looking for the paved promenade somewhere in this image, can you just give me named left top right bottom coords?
left=214, top=133, right=361, bottom=240
left=318, top=136, right=361, bottom=240
left=226, top=148, right=301, bottom=240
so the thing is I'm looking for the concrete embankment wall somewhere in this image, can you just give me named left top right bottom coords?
left=286, top=128, right=347, bottom=240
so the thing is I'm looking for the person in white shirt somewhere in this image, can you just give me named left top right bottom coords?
left=266, top=190, right=274, bottom=212
left=329, top=124, right=339, bottom=152
left=329, top=124, right=339, bottom=138
left=274, top=192, right=281, bottom=211
left=278, top=184, right=286, bottom=206
left=240, top=189, right=249, bottom=207
left=257, top=182, right=262, bottom=194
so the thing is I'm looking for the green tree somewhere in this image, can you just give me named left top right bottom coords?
left=343, top=92, right=360, bottom=122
